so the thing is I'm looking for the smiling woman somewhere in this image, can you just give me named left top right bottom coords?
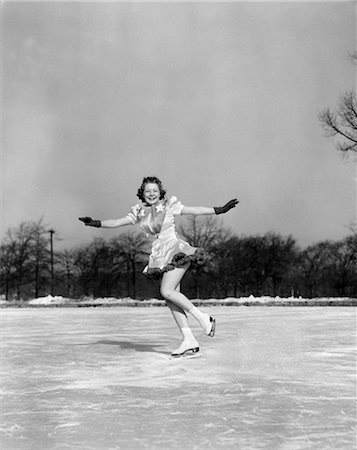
left=79, top=175, right=238, bottom=358
left=137, top=176, right=166, bottom=204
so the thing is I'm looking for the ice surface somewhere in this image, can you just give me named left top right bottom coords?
left=0, top=307, right=356, bottom=450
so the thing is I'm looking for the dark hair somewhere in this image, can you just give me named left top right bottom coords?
left=136, top=176, right=167, bottom=202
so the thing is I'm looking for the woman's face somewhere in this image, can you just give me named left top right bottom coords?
left=143, top=183, right=161, bottom=205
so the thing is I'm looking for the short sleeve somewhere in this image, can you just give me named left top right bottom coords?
left=126, top=204, right=141, bottom=224
left=167, top=196, right=184, bottom=215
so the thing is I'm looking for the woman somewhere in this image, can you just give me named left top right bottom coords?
left=79, top=176, right=238, bottom=358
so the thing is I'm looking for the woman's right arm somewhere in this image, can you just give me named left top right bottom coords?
left=79, top=216, right=132, bottom=228
left=101, top=217, right=132, bottom=228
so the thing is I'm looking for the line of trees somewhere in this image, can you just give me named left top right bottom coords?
left=1, top=217, right=356, bottom=301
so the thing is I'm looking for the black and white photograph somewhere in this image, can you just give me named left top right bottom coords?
left=1, top=1, right=356, bottom=449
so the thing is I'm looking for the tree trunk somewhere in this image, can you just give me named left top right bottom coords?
left=233, top=280, right=238, bottom=298
left=5, top=277, right=9, bottom=301
left=17, top=272, right=22, bottom=300
left=126, top=262, right=130, bottom=297
left=66, top=268, right=71, bottom=297
left=35, top=262, right=39, bottom=298
left=131, top=260, right=136, bottom=299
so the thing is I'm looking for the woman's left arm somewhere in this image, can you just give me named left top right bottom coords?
left=181, top=206, right=215, bottom=215
left=181, top=199, right=239, bottom=216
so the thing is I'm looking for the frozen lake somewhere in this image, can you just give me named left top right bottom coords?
left=1, top=306, right=356, bottom=450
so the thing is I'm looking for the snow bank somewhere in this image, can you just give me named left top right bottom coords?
left=5, top=294, right=355, bottom=307
left=28, top=295, right=71, bottom=305
left=195, top=295, right=356, bottom=305
left=79, top=297, right=164, bottom=306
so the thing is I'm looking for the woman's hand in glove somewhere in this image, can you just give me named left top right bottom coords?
left=214, top=199, right=239, bottom=215
left=79, top=217, right=101, bottom=227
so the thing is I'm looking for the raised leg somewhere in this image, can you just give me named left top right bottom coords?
left=161, top=265, right=216, bottom=338
left=160, top=265, right=195, bottom=312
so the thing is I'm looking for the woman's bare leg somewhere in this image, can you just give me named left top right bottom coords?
left=161, top=266, right=216, bottom=339
left=163, top=270, right=199, bottom=355
left=165, top=282, right=188, bottom=328
left=160, top=265, right=195, bottom=312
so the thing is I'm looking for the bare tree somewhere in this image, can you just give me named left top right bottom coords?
left=319, top=53, right=357, bottom=155
left=72, top=244, right=94, bottom=297
left=72, top=238, right=118, bottom=298
left=319, top=90, right=357, bottom=154
left=219, top=233, right=298, bottom=297
left=177, top=215, right=223, bottom=249
left=57, top=249, right=77, bottom=298
left=298, top=241, right=332, bottom=297
left=327, top=235, right=357, bottom=296
left=34, top=224, right=51, bottom=298
left=264, top=233, right=298, bottom=296
left=177, top=216, right=229, bottom=298
left=111, top=231, right=150, bottom=299
left=0, top=241, right=16, bottom=300
left=0, top=220, right=51, bottom=299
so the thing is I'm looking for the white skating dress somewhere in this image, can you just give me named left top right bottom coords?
left=127, top=196, right=200, bottom=277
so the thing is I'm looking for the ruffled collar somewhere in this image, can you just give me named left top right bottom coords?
left=142, top=199, right=166, bottom=211
left=139, top=199, right=167, bottom=234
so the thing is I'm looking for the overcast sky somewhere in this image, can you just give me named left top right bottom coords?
left=1, top=1, right=356, bottom=250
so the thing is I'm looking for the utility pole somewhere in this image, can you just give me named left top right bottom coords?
left=49, top=229, right=55, bottom=296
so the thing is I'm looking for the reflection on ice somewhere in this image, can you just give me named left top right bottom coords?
left=0, top=307, right=356, bottom=449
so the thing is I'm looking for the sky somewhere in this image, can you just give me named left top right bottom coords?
left=1, top=1, right=356, bottom=250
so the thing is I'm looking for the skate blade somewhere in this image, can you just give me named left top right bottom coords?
left=170, top=348, right=201, bottom=360
left=170, top=352, right=202, bottom=360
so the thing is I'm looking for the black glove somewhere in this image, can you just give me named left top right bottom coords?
left=214, top=199, right=239, bottom=215
left=79, top=217, right=101, bottom=227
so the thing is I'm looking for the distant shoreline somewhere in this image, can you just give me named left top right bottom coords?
left=0, top=296, right=356, bottom=308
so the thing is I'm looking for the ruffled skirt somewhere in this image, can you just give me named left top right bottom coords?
left=143, top=234, right=206, bottom=279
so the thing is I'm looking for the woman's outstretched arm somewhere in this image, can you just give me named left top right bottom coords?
left=181, top=206, right=215, bottom=215
left=79, top=216, right=132, bottom=228
left=181, top=199, right=238, bottom=216
left=101, top=217, right=132, bottom=228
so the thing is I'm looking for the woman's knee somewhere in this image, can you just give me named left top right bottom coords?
left=160, top=286, right=174, bottom=300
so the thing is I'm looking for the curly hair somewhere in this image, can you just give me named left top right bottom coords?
left=136, top=176, right=167, bottom=202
